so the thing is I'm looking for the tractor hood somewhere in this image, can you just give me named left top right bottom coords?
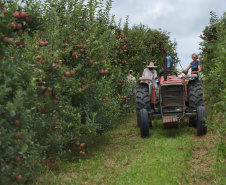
left=159, top=75, right=181, bottom=85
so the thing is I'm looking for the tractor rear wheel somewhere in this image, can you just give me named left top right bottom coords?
left=136, top=83, right=150, bottom=127
left=196, top=106, right=207, bottom=136
left=140, top=109, right=150, bottom=138
left=188, top=79, right=204, bottom=127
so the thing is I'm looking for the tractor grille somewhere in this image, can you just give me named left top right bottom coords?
left=161, top=83, right=184, bottom=107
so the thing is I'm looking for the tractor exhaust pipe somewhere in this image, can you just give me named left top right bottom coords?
left=161, top=48, right=167, bottom=81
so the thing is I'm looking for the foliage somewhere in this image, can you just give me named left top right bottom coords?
left=0, top=0, right=177, bottom=183
left=199, top=11, right=226, bottom=180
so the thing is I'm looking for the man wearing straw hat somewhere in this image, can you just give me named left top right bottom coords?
left=142, top=61, right=158, bottom=79
left=142, top=61, right=158, bottom=89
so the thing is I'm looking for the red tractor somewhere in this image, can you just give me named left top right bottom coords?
left=136, top=51, right=207, bottom=137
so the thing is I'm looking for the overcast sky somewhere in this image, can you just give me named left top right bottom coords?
left=109, top=0, right=226, bottom=70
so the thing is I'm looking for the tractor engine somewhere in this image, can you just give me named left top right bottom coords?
left=159, top=77, right=184, bottom=128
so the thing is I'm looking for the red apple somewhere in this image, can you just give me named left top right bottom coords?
left=27, top=177, right=33, bottom=182
left=17, top=175, right=22, bottom=181
left=37, top=78, right=42, bottom=83
left=13, top=12, right=20, bottom=18
left=100, top=69, right=104, bottom=74
left=47, top=87, right=52, bottom=92
left=8, top=22, right=15, bottom=28
left=1, top=9, right=6, bottom=14
left=20, top=12, right=27, bottom=19
left=14, top=120, right=20, bottom=126
left=104, top=69, right=108, bottom=73
left=15, top=156, right=21, bottom=162
left=16, top=23, right=22, bottom=29
left=76, top=44, right=83, bottom=49
left=21, top=40, right=26, bottom=46
left=65, top=71, right=70, bottom=76
left=15, top=41, right=21, bottom=46
left=26, top=17, right=29, bottom=23
left=18, top=29, right=23, bottom=35
left=39, top=41, right=45, bottom=47
left=62, top=76, right=65, bottom=80
left=48, top=163, right=54, bottom=168
left=8, top=38, right=13, bottom=44
left=72, top=52, right=78, bottom=57
left=44, top=41, right=48, bottom=46
left=40, top=85, right=45, bottom=90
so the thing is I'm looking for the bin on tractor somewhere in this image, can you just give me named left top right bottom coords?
left=136, top=50, right=207, bottom=138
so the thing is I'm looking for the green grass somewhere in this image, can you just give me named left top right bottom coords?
left=36, top=114, right=224, bottom=185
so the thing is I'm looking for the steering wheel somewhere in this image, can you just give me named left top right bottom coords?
left=159, top=70, right=178, bottom=77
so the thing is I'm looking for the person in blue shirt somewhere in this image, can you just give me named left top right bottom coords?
left=183, top=53, right=201, bottom=74
left=166, top=51, right=172, bottom=75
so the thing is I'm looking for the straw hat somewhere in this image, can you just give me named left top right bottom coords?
left=146, top=61, right=157, bottom=68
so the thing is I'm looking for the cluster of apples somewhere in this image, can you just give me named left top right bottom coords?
left=72, top=141, right=86, bottom=156
left=1, top=11, right=28, bottom=46
left=13, top=11, right=28, bottom=46
left=39, top=41, right=48, bottom=47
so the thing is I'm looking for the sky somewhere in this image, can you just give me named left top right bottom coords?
left=109, top=0, right=226, bottom=70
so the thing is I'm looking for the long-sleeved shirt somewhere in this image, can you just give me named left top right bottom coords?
left=142, top=68, right=157, bottom=78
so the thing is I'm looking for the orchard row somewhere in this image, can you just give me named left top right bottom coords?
left=0, top=0, right=178, bottom=184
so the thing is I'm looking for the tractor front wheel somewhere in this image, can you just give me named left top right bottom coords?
left=140, top=109, right=150, bottom=138
left=188, top=79, right=204, bottom=127
left=196, top=106, right=207, bottom=136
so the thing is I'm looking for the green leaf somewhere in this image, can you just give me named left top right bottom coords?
left=21, top=143, right=28, bottom=153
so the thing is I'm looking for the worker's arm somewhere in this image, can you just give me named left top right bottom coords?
left=182, top=64, right=191, bottom=74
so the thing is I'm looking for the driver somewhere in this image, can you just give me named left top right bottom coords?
left=142, top=61, right=158, bottom=88
left=142, top=61, right=157, bottom=78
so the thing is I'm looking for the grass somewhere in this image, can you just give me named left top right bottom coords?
left=36, top=114, right=225, bottom=185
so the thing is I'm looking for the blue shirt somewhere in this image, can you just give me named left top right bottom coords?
left=166, top=55, right=172, bottom=68
left=190, top=60, right=201, bottom=72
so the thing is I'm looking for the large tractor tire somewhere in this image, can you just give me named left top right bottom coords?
left=196, top=106, right=207, bottom=136
left=136, top=83, right=151, bottom=127
left=140, top=109, right=150, bottom=138
left=188, top=79, right=204, bottom=127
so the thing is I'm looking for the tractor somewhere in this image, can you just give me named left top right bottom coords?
left=136, top=50, right=207, bottom=137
